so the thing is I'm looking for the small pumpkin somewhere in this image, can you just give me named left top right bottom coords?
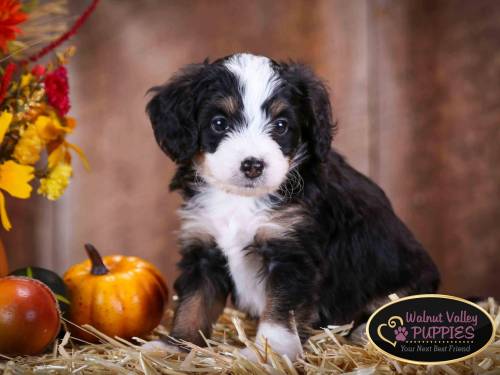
left=10, top=266, right=70, bottom=317
left=0, top=276, right=61, bottom=355
left=64, top=244, right=168, bottom=342
left=0, top=239, right=8, bottom=277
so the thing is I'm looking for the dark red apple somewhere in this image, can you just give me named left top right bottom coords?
left=0, top=276, right=61, bottom=355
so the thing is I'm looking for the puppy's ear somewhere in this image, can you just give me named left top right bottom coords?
left=146, top=64, right=206, bottom=163
left=282, top=63, right=336, bottom=162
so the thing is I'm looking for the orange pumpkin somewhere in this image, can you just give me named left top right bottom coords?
left=0, top=239, right=8, bottom=277
left=64, top=244, right=168, bottom=342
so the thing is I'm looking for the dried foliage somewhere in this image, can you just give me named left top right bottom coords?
left=3, top=0, right=69, bottom=61
left=1, top=299, right=499, bottom=374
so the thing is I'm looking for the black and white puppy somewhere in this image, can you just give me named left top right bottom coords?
left=144, top=53, right=439, bottom=360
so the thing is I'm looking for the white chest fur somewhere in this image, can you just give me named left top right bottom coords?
left=180, top=188, right=277, bottom=316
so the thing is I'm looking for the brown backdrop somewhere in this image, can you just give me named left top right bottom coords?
left=3, top=0, right=500, bottom=301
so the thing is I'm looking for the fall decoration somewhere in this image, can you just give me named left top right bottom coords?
left=0, top=238, right=7, bottom=276
left=0, top=298, right=499, bottom=374
left=63, top=244, right=169, bottom=343
left=10, top=266, right=70, bottom=316
left=0, top=61, right=87, bottom=231
left=0, top=0, right=27, bottom=53
left=0, top=276, right=61, bottom=356
left=44, top=66, right=70, bottom=115
left=0, top=0, right=98, bottom=231
left=21, top=0, right=100, bottom=64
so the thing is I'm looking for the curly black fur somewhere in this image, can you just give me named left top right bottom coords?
left=146, top=54, right=440, bottom=348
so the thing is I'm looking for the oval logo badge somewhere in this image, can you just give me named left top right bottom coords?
left=366, top=294, right=495, bottom=365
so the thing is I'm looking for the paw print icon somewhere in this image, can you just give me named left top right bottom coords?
left=394, top=326, right=408, bottom=342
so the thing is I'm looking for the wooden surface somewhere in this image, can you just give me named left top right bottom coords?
left=3, top=0, right=499, bottom=300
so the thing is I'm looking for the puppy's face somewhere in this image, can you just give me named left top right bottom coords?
left=198, top=55, right=302, bottom=195
left=147, top=53, right=335, bottom=196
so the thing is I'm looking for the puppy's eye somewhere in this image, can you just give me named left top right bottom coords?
left=210, top=116, right=229, bottom=133
left=273, top=119, right=288, bottom=135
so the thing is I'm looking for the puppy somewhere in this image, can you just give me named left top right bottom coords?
left=144, top=53, right=439, bottom=360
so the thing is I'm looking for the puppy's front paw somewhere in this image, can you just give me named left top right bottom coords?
left=142, top=339, right=181, bottom=353
left=243, top=322, right=303, bottom=363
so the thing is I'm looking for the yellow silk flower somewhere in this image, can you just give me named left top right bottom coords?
left=13, top=113, right=74, bottom=165
left=13, top=123, right=43, bottom=165
left=38, top=163, right=72, bottom=201
left=0, top=112, right=35, bottom=231
left=36, top=112, right=74, bottom=143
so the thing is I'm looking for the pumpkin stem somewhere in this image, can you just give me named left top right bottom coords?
left=84, top=243, right=109, bottom=275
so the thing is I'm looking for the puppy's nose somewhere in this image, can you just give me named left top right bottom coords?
left=240, top=157, right=265, bottom=179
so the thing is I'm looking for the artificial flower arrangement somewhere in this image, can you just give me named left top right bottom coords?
left=0, top=0, right=96, bottom=231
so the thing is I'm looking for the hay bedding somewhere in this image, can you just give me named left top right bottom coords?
left=1, top=299, right=499, bottom=375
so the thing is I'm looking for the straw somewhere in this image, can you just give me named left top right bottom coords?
left=1, top=299, right=498, bottom=374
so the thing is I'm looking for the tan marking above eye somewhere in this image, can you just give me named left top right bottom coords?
left=216, top=96, right=238, bottom=114
left=268, top=99, right=289, bottom=118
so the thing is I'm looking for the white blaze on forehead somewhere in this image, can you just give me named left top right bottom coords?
left=224, top=53, right=279, bottom=129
